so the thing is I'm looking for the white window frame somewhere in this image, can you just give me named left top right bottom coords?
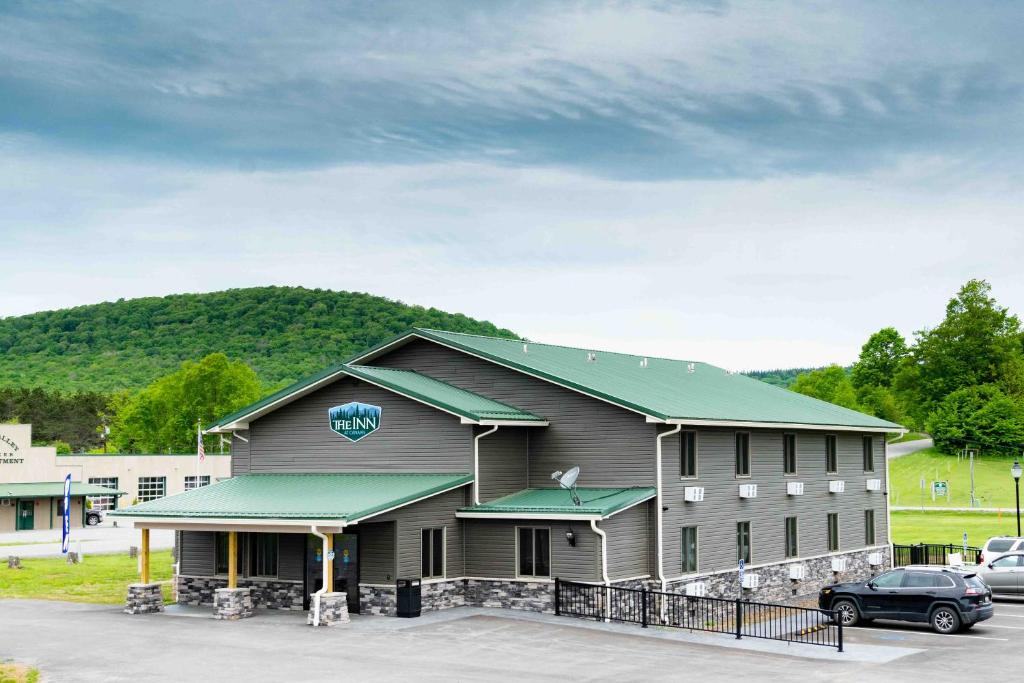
left=515, top=526, right=552, bottom=579
left=783, top=433, right=798, bottom=476
left=680, top=430, right=699, bottom=479
left=825, top=434, right=838, bottom=475
left=420, top=527, right=447, bottom=580
left=137, top=476, right=166, bottom=503
left=87, top=476, right=119, bottom=511
left=735, top=432, right=751, bottom=479
left=184, top=475, right=211, bottom=491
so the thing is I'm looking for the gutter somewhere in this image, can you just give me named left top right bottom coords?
left=472, top=426, right=499, bottom=505
left=591, top=519, right=610, bottom=623
left=310, top=524, right=339, bottom=628
left=655, top=425, right=681, bottom=594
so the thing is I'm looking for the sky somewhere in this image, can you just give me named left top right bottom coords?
left=2, top=1, right=1023, bottom=370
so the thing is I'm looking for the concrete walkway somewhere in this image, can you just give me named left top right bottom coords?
left=0, top=521, right=173, bottom=558
left=887, top=437, right=933, bottom=459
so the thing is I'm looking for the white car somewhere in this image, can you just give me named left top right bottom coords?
left=976, top=552, right=1024, bottom=595
left=979, top=537, right=1024, bottom=565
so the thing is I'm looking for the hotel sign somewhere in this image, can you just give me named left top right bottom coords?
left=328, top=402, right=382, bottom=442
left=0, top=431, right=24, bottom=465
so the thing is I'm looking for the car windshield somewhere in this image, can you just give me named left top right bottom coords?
left=988, top=539, right=1016, bottom=552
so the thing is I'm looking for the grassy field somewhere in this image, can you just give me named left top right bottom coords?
left=888, top=431, right=928, bottom=444
left=0, top=550, right=174, bottom=604
left=0, top=662, right=39, bottom=683
left=889, top=447, right=1022, bottom=509
left=890, top=510, right=1019, bottom=546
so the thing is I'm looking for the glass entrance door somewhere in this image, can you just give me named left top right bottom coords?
left=16, top=499, right=34, bottom=530
left=304, top=533, right=360, bottom=614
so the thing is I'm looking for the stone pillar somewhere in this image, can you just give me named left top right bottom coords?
left=307, top=592, right=350, bottom=626
left=214, top=587, right=254, bottom=620
left=125, top=583, right=164, bottom=614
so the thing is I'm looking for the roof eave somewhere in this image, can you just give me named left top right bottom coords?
left=660, top=417, right=904, bottom=433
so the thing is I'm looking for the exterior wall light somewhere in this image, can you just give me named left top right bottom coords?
left=565, top=529, right=576, bottom=547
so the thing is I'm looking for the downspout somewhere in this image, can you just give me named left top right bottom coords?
left=656, top=425, right=681, bottom=593
left=884, top=436, right=893, bottom=569
left=591, top=519, right=610, bottom=622
left=310, top=525, right=337, bottom=627
left=473, top=426, right=499, bottom=505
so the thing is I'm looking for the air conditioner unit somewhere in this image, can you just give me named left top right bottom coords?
left=738, top=484, right=758, bottom=499
left=741, top=573, right=760, bottom=589
left=867, top=552, right=884, bottom=566
left=684, top=486, right=705, bottom=503
left=684, top=581, right=707, bottom=597
left=828, top=480, right=846, bottom=494
left=866, top=478, right=882, bottom=491
left=789, top=564, right=806, bottom=581
left=786, top=481, right=804, bottom=496
left=831, top=557, right=848, bottom=572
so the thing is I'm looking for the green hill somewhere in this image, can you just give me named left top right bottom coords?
left=0, top=287, right=516, bottom=393
left=744, top=367, right=822, bottom=388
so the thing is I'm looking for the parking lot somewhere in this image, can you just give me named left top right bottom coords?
left=2, top=596, right=1022, bottom=682
left=0, top=521, right=173, bottom=558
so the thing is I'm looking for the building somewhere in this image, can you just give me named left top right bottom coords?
left=0, top=423, right=230, bottom=531
left=111, top=328, right=900, bottom=621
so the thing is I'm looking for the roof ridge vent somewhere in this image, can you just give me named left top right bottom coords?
left=687, top=362, right=695, bottom=373
left=586, top=352, right=597, bottom=363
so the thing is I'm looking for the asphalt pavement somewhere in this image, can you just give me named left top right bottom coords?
left=0, top=521, right=173, bottom=558
left=887, top=437, right=933, bottom=459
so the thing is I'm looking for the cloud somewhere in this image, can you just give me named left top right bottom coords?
left=1, top=2, right=1022, bottom=178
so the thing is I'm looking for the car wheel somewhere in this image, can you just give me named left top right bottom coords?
left=832, top=599, right=860, bottom=627
left=87, top=514, right=99, bottom=526
left=931, top=606, right=961, bottom=634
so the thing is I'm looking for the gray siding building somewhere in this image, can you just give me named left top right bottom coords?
left=113, top=328, right=900, bottom=618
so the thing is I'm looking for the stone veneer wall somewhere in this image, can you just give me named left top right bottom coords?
left=177, top=575, right=304, bottom=610
left=359, top=585, right=397, bottom=616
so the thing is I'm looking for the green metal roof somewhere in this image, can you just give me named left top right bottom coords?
left=207, top=363, right=541, bottom=431
left=0, top=482, right=125, bottom=499
left=109, top=473, right=472, bottom=522
left=458, top=487, right=656, bottom=518
left=384, top=329, right=901, bottom=430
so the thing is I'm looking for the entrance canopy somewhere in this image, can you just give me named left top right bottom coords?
left=0, top=482, right=126, bottom=498
left=456, top=486, right=655, bottom=521
left=109, top=472, right=472, bottom=532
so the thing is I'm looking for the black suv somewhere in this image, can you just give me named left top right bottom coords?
left=818, top=566, right=994, bottom=634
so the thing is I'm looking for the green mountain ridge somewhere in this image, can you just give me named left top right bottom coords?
left=0, top=287, right=516, bottom=393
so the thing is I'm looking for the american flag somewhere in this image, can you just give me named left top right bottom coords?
left=197, top=423, right=206, bottom=463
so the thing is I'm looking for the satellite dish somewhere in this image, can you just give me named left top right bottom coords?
left=551, top=466, right=582, bottom=506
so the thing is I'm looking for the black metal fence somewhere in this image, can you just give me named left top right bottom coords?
left=554, top=578, right=842, bottom=651
left=892, top=543, right=982, bottom=567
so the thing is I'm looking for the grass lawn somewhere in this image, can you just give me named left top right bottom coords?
left=0, top=662, right=39, bottom=683
left=889, top=447, right=1023, bottom=509
left=0, top=550, right=174, bottom=604
left=888, top=431, right=928, bottom=444
left=890, top=510, right=1020, bottom=546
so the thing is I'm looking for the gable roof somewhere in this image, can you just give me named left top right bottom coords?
left=351, top=328, right=903, bottom=432
left=456, top=486, right=656, bottom=520
left=205, top=362, right=545, bottom=433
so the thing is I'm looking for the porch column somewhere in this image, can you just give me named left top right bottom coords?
left=325, top=533, right=334, bottom=590
left=140, top=528, right=150, bottom=584
left=228, top=531, right=238, bottom=589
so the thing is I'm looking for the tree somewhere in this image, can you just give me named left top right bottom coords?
left=927, top=384, right=1024, bottom=454
left=910, top=279, right=1022, bottom=416
left=789, top=366, right=862, bottom=411
left=851, top=327, right=908, bottom=390
left=110, top=353, right=262, bottom=453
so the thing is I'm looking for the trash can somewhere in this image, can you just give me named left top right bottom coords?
left=396, top=578, right=421, bottom=618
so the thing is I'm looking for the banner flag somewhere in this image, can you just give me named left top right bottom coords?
left=62, top=474, right=71, bottom=554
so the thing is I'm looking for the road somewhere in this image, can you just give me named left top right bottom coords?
left=888, top=437, right=933, bottom=459
left=0, top=521, right=173, bottom=558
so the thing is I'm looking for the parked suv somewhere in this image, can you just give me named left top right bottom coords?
left=979, top=537, right=1024, bottom=565
left=976, top=552, right=1024, bottom=595
left=819, top=566, right=993, bottom=634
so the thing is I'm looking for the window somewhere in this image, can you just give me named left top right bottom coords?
left=991, top=555, right=1023, bottom=568
left=184, top=475, right=211, bottom=491
left=872, top=571, right=903, bottom=588
left=681, top=527, right=698, bottom=572
left=517, top=527, right=551, bottom=578
left=680, top=431, right=698, bottom=478
left=783, top=434, right=797, bottom=475
left=825, top=435, right=838, bottom=474
left=57, top=498, right=66, bottom=515
left=862, top=436, right=875, bottom=472
left=987, top=539, right=1016, bottom=553
left=736, top=521, right=751, bottom=564
left=827, top=513, right=840, bottom=552
left=87, top=477, right=119, bottom=511
left=864, top=509, right=876, bottom=545
left=137, top=476, right=166, bottom=502
left=421, top=528, right=445, bottom=579
left=735, top=433, right=750, bottom=477
left=249, top=533, right=278, bottom=577
left=215, top=532, right=230, bottom=575
left=785, top=516, right=799, bottom=558
left=904, top=572, right=953, bottom=588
